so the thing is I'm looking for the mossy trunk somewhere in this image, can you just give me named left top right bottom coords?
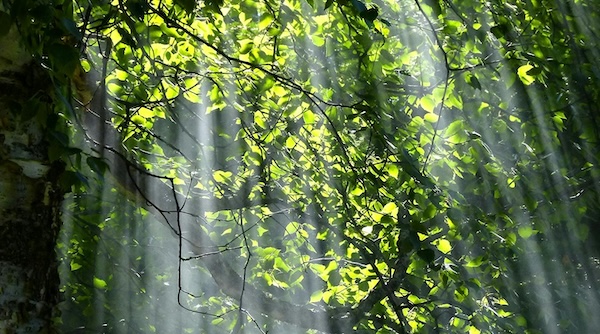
left=0, top=27, right=63, bottom=333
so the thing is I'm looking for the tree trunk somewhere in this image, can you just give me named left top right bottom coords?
left=0, top=27, right=63, bottom=333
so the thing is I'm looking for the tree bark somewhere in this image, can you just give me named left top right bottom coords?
left=0, top=27, right=63, bottom=333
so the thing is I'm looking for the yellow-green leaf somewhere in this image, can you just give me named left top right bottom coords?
left=517, top=64, right=535, bottom=85
left=93, top=277, right=107, bottom=289
left=437, top=239, right=452, bottom=254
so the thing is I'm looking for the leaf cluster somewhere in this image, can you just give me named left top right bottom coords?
left=10, top=0, right=600, bottom=332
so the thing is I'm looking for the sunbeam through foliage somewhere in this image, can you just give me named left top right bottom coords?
left=0, top=0, right=599, bottom=332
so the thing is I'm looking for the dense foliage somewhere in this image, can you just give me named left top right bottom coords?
left=4, top=0, right=600, bottom=332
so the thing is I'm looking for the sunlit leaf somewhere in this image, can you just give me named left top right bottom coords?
left=70, top=261, right=82, bottom=271
left=174, top=0, right=196, bottom=12
left=518, top=226, right=535, bottom=239
left=437, top=239, right=451, bottom=254
left=213, top=170, right=233, bottom=183
left=517, top=64, right=535, bottom=85
left=310, top=290, right=323, bottom=303
left=420, top=96, right=436, bottom=113
left=93, top=277, right=107, bottom=289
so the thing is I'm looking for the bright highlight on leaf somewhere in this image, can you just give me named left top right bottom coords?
left=213, top=170, right=233, bottom=183
left=517, top=64, right=536, bottom=85
left=70, top=261, right=82, bottom=271
left=424, top=112, right=439, bottom=123
left=437, top=239, right=452, bottom=254
left=420, top=96, right=436, bottom=113
left=93, top=277, right=107, bottom=289
left=518, top=226, right=535, bottom=239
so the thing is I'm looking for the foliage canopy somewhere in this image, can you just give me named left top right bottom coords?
left=4, top=0, right=600, bottom=332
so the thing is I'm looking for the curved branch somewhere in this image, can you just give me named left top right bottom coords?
left=79, top=82, right=364, bottom=333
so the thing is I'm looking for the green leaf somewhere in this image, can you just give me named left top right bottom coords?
left=517, top=226, right=535, bottom=239
left=87, top=156, right=109, bottom=176
left=421, top=0, right=442, bottom=17
left=360, top=8, right=378, bottom=22
left=423, top=204, right=437, bottom=220
left=60, top=17, right=82, bottom=41
left=274, top=257, right=291, bottom=272
left=490, top=23, right=511, bottom=39
left=466, top=256, right=485, bottom=268
left=59, top=170, right=88, bottom=192
left=204, top=0, right=224, bottom=13
left=466, top=74, right=481, bottom=90
left=47, top=43, right=80, bottom=77
left=303, top=110, right=316, bottom=124
left=175, top=0, right=196, bottom=13
left=420, top=96, right=436, bottom=113
left=93, top=277, right=107, bottom=289
left=517, top=64, right=535, bottom=85
left=70, top=261, right=82, bottom=271
left=328, top=271, right=342, bottom=286
left=351, top=0, right=367, bottom=13
left=437, top=239, right=452, bottom=254
left=213, top=170, right=233, bottom=183
left=117, top=27, right=137, bottom=47
left=417, top=248, right=435, bottom=264
left=239, top=40, right=254, bottom=54
left=424, top=112, right=439, bottom=123
left=127, top=0, right=148, bottom=19
left=310, top=290, right=323, bottom=302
